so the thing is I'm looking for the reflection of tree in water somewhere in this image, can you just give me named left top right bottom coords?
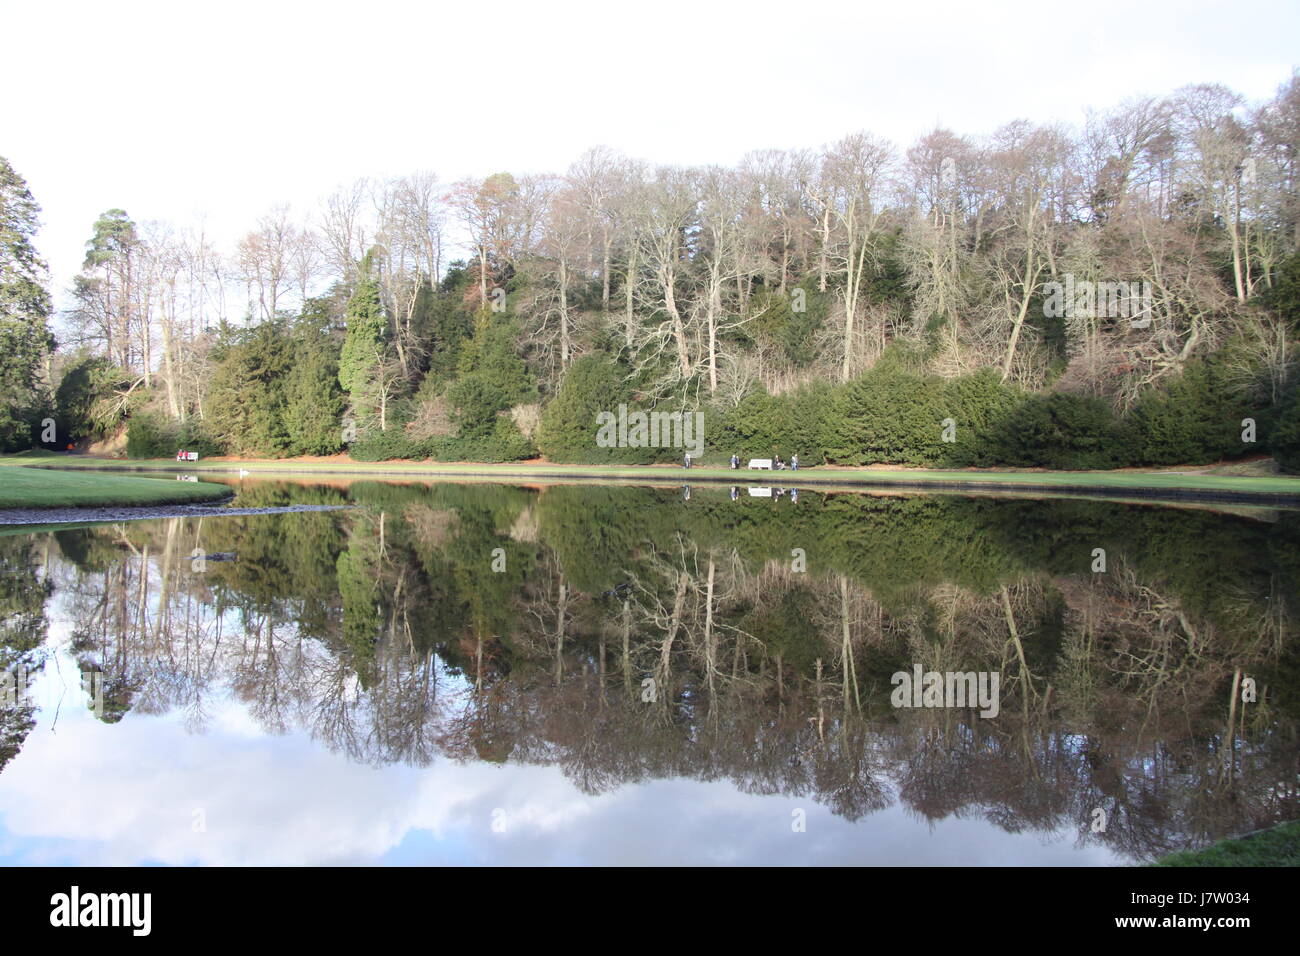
left=0, top=535, right=49, bottom=773
left=10, top=482, right=1300, bottom=860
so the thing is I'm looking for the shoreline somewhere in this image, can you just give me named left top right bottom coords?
left=0, top=502, right=347, bottom=529
left=0, top=464, right=233, bottom=512
left=1153, top=821, right=1300, bottom=867
left=14, top=454, right=1300, bottom=507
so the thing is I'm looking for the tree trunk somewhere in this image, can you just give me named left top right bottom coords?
left=559, top=257, right=571, bottom=368
left=624, top=247, right=638, bottom=349
left=601, top=229, right=611, bottom=312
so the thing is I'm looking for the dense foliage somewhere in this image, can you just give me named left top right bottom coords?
left=5, top=74, right=1300, bottom=471
left=0, top=157, right=54, bottom=452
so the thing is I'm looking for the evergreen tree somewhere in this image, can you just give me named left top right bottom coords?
left=205, top=321, right=293, bottom=455
left=0, top=156, right=54, bottom=451
left=421, top=264, right=474, bottom=388
left=285, top=300, right=345, bottom=455
left=338, top=254, right=389, bottom=431
left=0, top=537, right=47, bottom=773
left=55, top=355, right=130, bottom=442
left=536, top=353, right=650, bottom=463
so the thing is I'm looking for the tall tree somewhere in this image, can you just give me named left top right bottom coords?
left=75, top=209, right=141, bottom=373
left=339, top=254, right=391, bottom=431
left=808, top=134, right=894, bottom=381
left=0, top=156, right=54, bottom=450
left=205, top=320, right=292, bottom=455
left=285, top=299, right=345, bottom=454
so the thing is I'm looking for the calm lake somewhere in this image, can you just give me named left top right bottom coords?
left=1, top=477, right=1297, bottom=865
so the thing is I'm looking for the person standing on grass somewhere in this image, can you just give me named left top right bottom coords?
left=792, top=452, right=799, bottom=471
left=684, top=452, right=691, bottom=469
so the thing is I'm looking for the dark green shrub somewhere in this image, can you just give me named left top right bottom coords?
left=821, top=367, right=946, bottom=465
left=125, top=413, right=171, bottom=459
left=536, top=354, right=655, bottom=464
left=986, top=392, right=1122, bottom=469
left=423, top=416, right=535, bottom=462
left=716, top=384, right=830, bottom=465
left=446, top=373, right=509, bottom=439
left=937, top=370, right=1023, bottom=467
left=349, top=430, right=414, bottom=461
left=1124, top=359, right=1257, bottom=466
left=1272, top=386, right=1300, bottom=473
left=175, top=418, right=221, bottom=458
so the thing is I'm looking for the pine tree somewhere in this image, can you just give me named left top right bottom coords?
left=338, top=253, right=388, bottom=431
left=285, top=300, right=345, bottom=454
left=206, top=321, right=292, bottom=456
left=0, top=157, right=54, bottom=451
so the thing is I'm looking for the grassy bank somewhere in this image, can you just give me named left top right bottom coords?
left=0, top=449, right=63, bottom=466
left=1153, top=821, right=1300, bottom=866
left=0, top=464, right=232, bottom=509
left=16, top=454, right=1300, bottom=504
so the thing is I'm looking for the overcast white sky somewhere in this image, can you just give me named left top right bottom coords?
left=5, top=0, right=1298, bottom=307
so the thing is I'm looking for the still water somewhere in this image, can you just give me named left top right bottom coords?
left=1, top=478, right=1297, bottom=865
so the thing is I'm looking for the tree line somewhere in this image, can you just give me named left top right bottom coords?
left=3, top=73, right=1300, bottom=466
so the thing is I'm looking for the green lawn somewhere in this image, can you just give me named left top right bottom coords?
left=0, top=464, right=232, bottom=509
left=16, top=454, right=1300, bottom=502
left=0, top=448, right=63, bottom=466
left=1153, top=821, right=1300, bottom=866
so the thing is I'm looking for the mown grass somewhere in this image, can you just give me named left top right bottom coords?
left=0, top=448, right=63, bottom=466
left=1153, top=821, right=1300, bottom=867
left=0, top=464, right=232, bottom=509
left=17, top=454, right=1300, bottom=500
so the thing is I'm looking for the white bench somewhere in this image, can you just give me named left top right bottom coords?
left=747, top=458, right=773, bottom=470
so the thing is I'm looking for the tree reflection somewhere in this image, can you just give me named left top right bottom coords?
left=5, top=481, right=1299, bottom=861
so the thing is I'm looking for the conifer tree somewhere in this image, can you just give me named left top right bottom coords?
left=0, top=156, right=54, bottom=450
left=338, top=252, right=389, bottom=431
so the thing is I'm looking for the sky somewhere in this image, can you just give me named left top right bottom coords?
left=0, top=644, right=1122, bottom=866
left=4, top=0, right=1298, bottom=308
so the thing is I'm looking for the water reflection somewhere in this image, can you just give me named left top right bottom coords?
left=1, top=480, right=1297, bottom=864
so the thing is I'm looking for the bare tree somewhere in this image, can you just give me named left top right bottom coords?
left=811, top=133, right=895, bottom=381
left=629, top=167, right=700, bottom=395
left=236, top=204, right=296, bottom=322
left=319, top=179, right=372, bottom=285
